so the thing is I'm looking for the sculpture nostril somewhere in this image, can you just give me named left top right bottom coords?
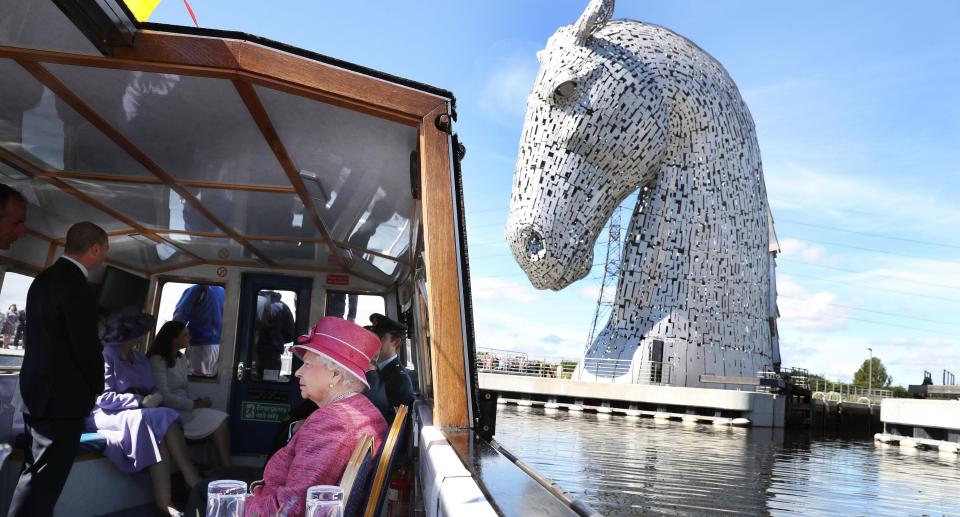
left=520, top=228, right=546, bottom=262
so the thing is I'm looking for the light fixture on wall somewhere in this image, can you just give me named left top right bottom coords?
left=299, top=170, right=328, bottom=203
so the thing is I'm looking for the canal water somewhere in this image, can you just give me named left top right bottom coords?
left=496, top=405, right=960, bottom=516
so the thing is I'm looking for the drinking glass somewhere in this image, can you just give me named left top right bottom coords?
left=305, top=485, right=343, bottom=517
left=207, top=479, right=248, bottom=517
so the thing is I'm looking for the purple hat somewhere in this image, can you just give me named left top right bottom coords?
left=100, top=308, right=155, bottom=346
left=293, top=317, right=380, bottom=388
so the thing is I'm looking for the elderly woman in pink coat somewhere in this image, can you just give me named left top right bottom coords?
left=186, top=317, right=388, bottom=517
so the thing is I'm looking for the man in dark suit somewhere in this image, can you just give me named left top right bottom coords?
left=369, top=313, right=415, bottom=410
left=9, top=222, right=109, bottom=517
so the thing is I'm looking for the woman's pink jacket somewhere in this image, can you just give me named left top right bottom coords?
left=246, top=394, right=388, bottom=517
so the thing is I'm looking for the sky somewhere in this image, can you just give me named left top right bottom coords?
left=8, top=0, right=958, bottom=387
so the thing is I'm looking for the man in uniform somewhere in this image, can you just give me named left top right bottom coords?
left=368, top=313, right=414, bottom=410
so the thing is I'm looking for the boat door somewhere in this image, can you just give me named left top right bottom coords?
left=229, top=273, right=312, bottom=454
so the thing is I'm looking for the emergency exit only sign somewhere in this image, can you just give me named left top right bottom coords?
left=326, top=274, right=350, bottom=286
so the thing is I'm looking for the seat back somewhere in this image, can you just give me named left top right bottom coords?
left=363, top=405, right=409, bottom=517
left=340, top=434, right=374, bottom=517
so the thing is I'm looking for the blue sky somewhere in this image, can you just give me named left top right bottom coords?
left=149, top=1, right=960, bottom=387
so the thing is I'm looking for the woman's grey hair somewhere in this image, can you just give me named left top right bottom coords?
left=310, top=353, right=366, bottom=393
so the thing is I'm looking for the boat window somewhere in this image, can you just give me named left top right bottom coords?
left=0, top=0, right=101, bottom=57
left=44, top=65, right=291, bottom=187
left=155, top=281, right=226, bottom=378
left=0, top=50, right=419, bottom=280
left=0, top=232, right=50, bottom=272
left=0, top=272, right=31, bottom=357
left=324, top=291, right=386, bottom=328
left=190, top=188, right=317, bottom=240
left=108, top=234, right=196, bottom=272
left=247, top=239, right=333, bottom=267
left=0, top=59, right=154, bottom=178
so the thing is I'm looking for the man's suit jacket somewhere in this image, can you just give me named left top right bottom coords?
left=19, top=258, right=104, bottom=418
left=380, top=356, right=415, bottom=409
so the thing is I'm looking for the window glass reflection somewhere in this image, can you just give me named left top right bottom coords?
left=155, top=282, right=225, bottom=378
left=324, top=291, right=385, bottom=326
left=253, top=290, right=297, bottom=383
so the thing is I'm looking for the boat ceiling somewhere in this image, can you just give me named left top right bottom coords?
left=0, top=0, right=448, bottom=286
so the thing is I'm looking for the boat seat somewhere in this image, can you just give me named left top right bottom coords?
left=10, top=431, right=108, bottom=458
left=77, top=432, right=108, bottom=456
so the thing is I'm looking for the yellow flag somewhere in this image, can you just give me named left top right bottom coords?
left=124, top=0, right=162, bottom=22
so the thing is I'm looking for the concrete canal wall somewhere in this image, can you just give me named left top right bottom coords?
left=479, top=373, right=786, bottom=427
left=882, top=399, right=960, bottom=429
left=878, top=399, right=960, bottom=451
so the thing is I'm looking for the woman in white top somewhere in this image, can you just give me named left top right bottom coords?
left=147, top=321, right=231, bottom=467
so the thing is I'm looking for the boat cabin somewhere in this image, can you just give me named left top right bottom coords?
left=0, top=1, right=594, bottom=516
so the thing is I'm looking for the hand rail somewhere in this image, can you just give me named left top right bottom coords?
left=475, top=348, right=672, bottom=385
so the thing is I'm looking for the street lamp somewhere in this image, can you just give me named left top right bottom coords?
left=867, top=347, right=873, bottom=399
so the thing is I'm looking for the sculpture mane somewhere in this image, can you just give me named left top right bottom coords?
left=505, top=0, right=780, bottom=386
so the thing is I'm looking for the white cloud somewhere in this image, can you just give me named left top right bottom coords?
left=766, top=165, right=960, bottom=236
left=778, top=332, right=874, bottom=384
left=472, top=305, right=585, bottom=358
left=575, top=282, right=601, bottom=302
left=865, top=337, right=960, bottom=387
left=478, top=53, right=538, bottom=124
left=778, top=238, right=835, bottom=265
left=777, top=274, right=851, bottom=331
left=470, top=275, right=539, bottom=303
left=846, top=259, right=960, bottom=301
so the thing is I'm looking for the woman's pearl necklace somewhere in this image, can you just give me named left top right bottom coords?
left=327, top=391, right=356, bottom=405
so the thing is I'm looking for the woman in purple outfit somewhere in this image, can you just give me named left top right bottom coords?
left=88, top=309, right=202, bottom=516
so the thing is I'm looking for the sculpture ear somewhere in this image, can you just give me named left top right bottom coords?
left=572, top=0, right=615, bottom=44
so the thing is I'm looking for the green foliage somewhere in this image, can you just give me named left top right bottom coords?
left=559, top=360, right=578, bottom=379
left=890, top=385, right=910, bottom=398
left=853, top=357, right=892, bottom=388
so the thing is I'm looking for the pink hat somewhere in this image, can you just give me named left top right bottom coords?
left=293, top=317, right=380, bottom=388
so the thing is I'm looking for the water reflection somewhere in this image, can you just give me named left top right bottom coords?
left=495, top=406, right=960, bottom=516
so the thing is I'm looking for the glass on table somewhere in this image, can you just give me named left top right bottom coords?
left=207, top=479, right=248, bottom=517
left=305, top=485, right=344, bottom=517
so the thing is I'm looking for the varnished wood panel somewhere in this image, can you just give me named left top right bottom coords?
left=112, top=30, right=242, bottom=69
left=419, top=103, right=469, bottom=428
left=42, top=171, right=296, bottom=193
left=0, top=44, right=236, bottom=80
left=1, top=33, right=445, bottom=122
left=238, top=42, right=443, bottom=120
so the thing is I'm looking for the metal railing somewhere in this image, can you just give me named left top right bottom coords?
left=810, top=379, right=892, bottom=404
left=475, top=348, right=672, bottom=385
left=780, top=367, right=810, bottom=389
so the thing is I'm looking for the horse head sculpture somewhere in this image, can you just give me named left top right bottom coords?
left=506, top=0, right=780, bottom=386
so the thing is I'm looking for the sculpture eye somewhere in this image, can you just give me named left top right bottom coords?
left=552, top=79, right=579, bottom=104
